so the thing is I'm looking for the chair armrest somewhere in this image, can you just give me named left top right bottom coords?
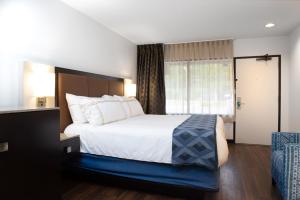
left=272, top=132, right=300, bottom=152
left=283, top=144, right=300, bottom=200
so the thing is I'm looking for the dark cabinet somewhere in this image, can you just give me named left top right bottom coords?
left=0, top=108, right=61, bottom=200
left=0, top=131, right=9, bottom=199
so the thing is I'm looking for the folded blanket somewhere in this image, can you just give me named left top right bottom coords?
left=172, top=115, right=218, bottom=170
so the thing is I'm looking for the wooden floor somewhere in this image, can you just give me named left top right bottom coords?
left=63, top=144, right=282, bottom=200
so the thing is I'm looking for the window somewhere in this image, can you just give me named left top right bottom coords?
left=165, top=59, right=234, bottom=115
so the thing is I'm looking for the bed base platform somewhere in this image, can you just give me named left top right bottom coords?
left=63, top=153, right=220, bottom=198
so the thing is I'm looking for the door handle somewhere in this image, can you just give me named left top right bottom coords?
left=0, top=142, right=8, bottom=153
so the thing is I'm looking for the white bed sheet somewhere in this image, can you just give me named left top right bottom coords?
left=65, top=115, right=229, bottom=166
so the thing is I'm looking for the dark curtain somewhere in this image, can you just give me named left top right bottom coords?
left=137, top=43, right=166, bottom=114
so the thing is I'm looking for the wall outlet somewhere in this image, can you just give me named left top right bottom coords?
left=65, top=146, right=72, bottom=154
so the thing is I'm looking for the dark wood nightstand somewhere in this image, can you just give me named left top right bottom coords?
left=0, top=108, right=61, bottom=200
left=60, top=133, right=80, bottom=160
left=60, top=133, right=80, bottom=194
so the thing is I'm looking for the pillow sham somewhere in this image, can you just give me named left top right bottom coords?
left=119, top=101, right=130, bottom=118
left=66, top=93, right=100, bottom=124
left=113, top=95, right=144, bottom=117
left=81, top=103, right=104, bottom=126
left=112, top=95, right=131, bottom=118
left=101, top=95, right=115, bottom=100
left=96, top=100, right=127, bottom=124
left=113, top=95, right=130, bottom=101
left=127, top=98, right=144, bottom=117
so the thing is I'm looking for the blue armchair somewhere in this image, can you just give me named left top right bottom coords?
left=272, top=132, right=300, bottom=200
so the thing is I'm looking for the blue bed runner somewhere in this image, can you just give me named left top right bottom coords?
left=65, top=153, right=219, bottom=191
left=172, top=115, right=218, bottom=170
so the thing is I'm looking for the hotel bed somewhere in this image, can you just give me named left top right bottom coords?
left=55, top=67, right=229, bottom=194
left=65, top=114, right=228, bottom=167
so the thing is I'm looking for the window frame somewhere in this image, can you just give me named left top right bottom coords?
left=165, top=59, right=234, bottom=115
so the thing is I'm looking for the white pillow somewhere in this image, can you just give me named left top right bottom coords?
left=127, top=98, right=144, bottom=117
left=66, top=93, right=100, bottom=124
left=118, top=101, right=130, bottom=118
left=112, top=95, right=131, bottom=118
left=96, top=100, right=126, bottom=124
left=101, top=95, right=115, bottom=100
left=113, top=95, right=130, bottom=101
left=81, top=103, right=104, bottom=126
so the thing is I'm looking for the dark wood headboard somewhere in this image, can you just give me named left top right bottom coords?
left=55, top=67, right=124, bottom=132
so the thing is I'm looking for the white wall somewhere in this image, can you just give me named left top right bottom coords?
left=289, top=26, right=300, bottom=131
left=0, top=0, right=137, bottom=107
left=233, top=36, right=290, bottom=131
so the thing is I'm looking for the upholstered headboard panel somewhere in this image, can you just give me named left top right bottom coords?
left=55, top=67, right=124, bottom=132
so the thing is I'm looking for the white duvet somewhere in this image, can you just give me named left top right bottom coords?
left=65, top=115, right=229, bottom=167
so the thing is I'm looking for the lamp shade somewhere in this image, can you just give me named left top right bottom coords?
left=125, top=83, right=136, bottom=97
left=29, top=63, right=55, bottom=97
left=32, top=73, right=55, bottom=97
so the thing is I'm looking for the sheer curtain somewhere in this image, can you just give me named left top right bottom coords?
left=164, top=40, right=234, bottom=115
left=189, top=60, right=234, bottom=115
left=165, top=62, right=188, bottom=114
left=165, top=60, right=234, bottom=115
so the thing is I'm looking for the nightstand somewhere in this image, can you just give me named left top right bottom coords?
left=60, top=133, right=80, bottom=194
left=0, top=108, right=61, bottom=200
left=60, top=133, right=80, bottom=159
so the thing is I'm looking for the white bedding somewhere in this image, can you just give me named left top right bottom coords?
left=65, top=115, right=229, bottom=167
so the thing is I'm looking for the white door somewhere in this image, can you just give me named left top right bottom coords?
left=235, top=57, right=279, bottom=145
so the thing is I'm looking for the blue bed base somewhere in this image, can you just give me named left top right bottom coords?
left=65, top=153, right=220, bottom=191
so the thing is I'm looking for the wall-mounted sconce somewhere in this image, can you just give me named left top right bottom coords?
left=32, top=65, right=54, bottom=107
left=125, top=83, right=136, bottom=97
left=23, top=61, right=55, bottom=108
left=124, top=79, right=136, bottom=97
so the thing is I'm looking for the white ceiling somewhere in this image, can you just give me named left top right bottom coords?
left=61, top=0, right=300, bottom=44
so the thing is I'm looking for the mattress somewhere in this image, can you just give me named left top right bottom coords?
left=65, top=114, right=229, bottom=166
